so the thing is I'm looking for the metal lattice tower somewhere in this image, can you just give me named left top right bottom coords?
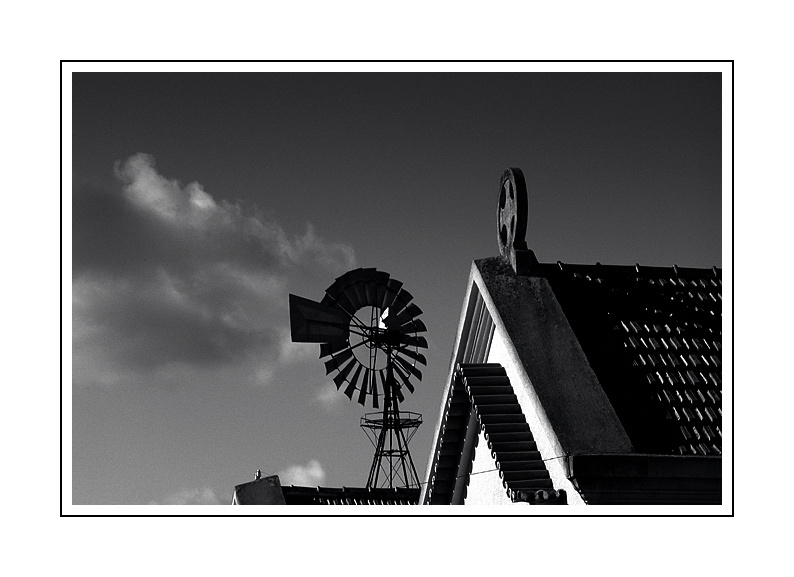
left=361, top=352, right=422, bottom=488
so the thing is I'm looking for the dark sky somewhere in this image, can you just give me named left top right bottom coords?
left=71, top=71, right=722, bottom=505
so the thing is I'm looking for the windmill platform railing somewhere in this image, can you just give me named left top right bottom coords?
left=361, top=398, right=422, bottom=490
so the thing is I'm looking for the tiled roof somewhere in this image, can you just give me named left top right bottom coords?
left=542, top=262, right=722, bottom=457
left=281, top=485, right=419, bottom=505
left=426, top=363, right=566, bottom=505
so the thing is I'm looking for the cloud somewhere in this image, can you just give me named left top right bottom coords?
left=314, top=382, right=345, bottom=411
left=278, top=327, right=320, bottom=365
left=277, top=459, right=326, bottom=486
left=152, top=486, right=223, bottom=505
left=73, top=154, right=355, bottom=387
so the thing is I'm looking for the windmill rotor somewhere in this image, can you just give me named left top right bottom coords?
left=290, top=267, right=427, bottom=409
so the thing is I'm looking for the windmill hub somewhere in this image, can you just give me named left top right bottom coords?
left=289, top=267, right=428, bottom=489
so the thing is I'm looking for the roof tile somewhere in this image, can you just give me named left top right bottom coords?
left=544, top=262, right=721, bottom=456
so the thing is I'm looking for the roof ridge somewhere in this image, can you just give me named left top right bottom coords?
left=547, top=261, right=722, bottom=277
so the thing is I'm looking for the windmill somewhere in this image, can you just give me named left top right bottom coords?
left=289, top=267, right=427, bottom=489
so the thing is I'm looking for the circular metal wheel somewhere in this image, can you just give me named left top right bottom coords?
left=317, top=268, right=427, bottom=408
left=497, top=167, right=528, bottom=258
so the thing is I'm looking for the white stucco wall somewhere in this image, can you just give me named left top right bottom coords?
left=463, top=429, right=515, bottom=505
left=487, top=329, right=586, bottom=505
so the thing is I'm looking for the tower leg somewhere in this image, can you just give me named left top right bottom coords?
left=366, top=398, right=389, bottom=489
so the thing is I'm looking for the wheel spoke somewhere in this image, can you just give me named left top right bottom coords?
left=346, top=339, right=370, bottom=353
left=347, top=326, right=370, bottom=338
left=349, top=315, right=369, bottom=332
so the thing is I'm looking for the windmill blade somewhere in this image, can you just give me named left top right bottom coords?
left=399, top=335, right=428, bottom=349
left=344, top=364, right=364, bottom=400
left=389, top=302, right=422, bottom=328
left=381, top=278, right=403, bottom=310
left=395, top=385, right=405, bottom=404
left=343, top=380, right=358, bottom=400
left=373, top=370, right=386, bottom=409
left=289, top=294, right=350, bottom=343
left=342, top=285, right=363, bottom=311
left=401, top=318, right=427, bottom=333
left=392, top=362, right=416, bottom=394
left=321, top=290, right=357, bottom=318
left=394, top=355, right=422, bottom=382
left=334, top=268, right=360, bottom=286
left=358, top=269, right=380, bottom=306
left=324, top=347, right=353, bottom=375
left=333, top=357, right=358, bottom=389
left=359, top=267, right=378, bottom=281
left=364, top=280, right=378, bottom=307
left=332, top=269, right=364, bottom=310
left=397, top=347, right=427, bottom=366
left=319, top=341, right=348, bottom=359
left=346, top=268, right=377, bottom=310
left=351, top=279, right=369, bottom=311
left=374, top=271, right=391, bottom=308
left=389, top=288, right=414, bottom=316
left=357, top=368, right=370, bottom=406
left=379, top=368, right=389, bottom=398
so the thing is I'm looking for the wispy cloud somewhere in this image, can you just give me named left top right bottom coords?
left=151, top=486, right=223, bottom=505
left=314, top=382, right=345, bottom=411
left=278, top=327, right=321, bottom=365
left=73, top=153, right=355, bottom=387
left=277, top=459, right=326, bottom=486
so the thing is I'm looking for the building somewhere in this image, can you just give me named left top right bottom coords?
left=232, top=473, right=419, bottom=505
left=420, top=168, right=722, bottom=505
left=234, top=167, right=723, bottom=506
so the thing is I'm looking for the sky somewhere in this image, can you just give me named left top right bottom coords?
left=70, top=70, right=723, bottom=505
